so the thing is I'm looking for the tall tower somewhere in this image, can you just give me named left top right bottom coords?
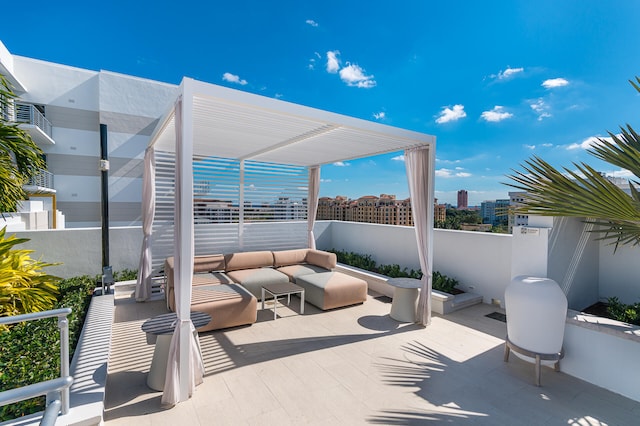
left=457, top=190, right=468, bottom=210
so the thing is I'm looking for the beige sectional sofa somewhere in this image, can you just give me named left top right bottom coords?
left=165, top=248, right=367, bottom=331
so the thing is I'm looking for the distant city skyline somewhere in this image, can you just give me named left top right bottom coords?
left=2, top=1, right=639, bottom=206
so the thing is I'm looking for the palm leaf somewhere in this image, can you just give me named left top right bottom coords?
left=506, top=155, right=640, bottom=249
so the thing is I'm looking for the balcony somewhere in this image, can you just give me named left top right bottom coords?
left=24, top=169, right=55, bottom=192
left=14, top=102, right=55, bottom=146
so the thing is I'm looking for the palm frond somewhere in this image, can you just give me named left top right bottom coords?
left=505, top=155, right=640, bottom=249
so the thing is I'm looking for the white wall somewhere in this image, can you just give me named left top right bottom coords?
left=547, top=217, right=600, bottom=310
left=315, top=221, right=513, bottom=305
left=563, top=314, right=640, bottom=402
left=14, top=227, right=142, bottom=278
left=598, top=241, right=640, bottom=304
left=433, top=229, right=512, bottom=305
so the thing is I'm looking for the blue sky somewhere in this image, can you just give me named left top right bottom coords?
left=3, top=0, right=640, bottom=206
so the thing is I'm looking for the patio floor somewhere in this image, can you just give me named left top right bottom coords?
left=104, top=287, right=640, bottom=425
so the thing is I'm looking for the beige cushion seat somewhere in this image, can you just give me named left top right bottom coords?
left=296, top=271, right=367, bottom=310
left=224, top=251, right=289, bottom=299
left=225, top=268, right=290, bottom=299
left=190, top=284, right=257, bottom=332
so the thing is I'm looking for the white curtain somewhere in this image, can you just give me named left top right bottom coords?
left=161, top=96, right=204, bottom=407
left=307, top=166, right=320, bottom=249
left=135, top=146, right=155, bottom=302
left=405, top=146, right=435, bottom=326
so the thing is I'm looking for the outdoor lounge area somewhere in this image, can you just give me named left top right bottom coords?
left=103, top=283, right=640, bottom=425
left=3, top=52, right=640, bottom=425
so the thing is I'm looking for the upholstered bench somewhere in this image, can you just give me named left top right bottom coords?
left=295, top=271, right=367, bottom=310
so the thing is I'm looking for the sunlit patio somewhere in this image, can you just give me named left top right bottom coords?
left=104, top=284, right=640, bottom=425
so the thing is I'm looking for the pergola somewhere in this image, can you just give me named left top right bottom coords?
left=136, top=77, right=436, bottom=406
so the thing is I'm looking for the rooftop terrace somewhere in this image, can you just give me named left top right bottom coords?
left=104, top=285, right=640, bottom=425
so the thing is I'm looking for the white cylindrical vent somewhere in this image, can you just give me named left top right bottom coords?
left=505, top=276, right=567, bottom=363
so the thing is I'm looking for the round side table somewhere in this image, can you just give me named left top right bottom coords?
left=387, top=278, right=422, bottom=322
left=141, top=311, right=211, bottom=391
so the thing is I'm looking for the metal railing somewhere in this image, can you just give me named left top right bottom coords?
left=26, top=169, right=54, bottom=189
left=0, top=308, right=74, bottom=423
left=14, top=101, right=53, bottom=138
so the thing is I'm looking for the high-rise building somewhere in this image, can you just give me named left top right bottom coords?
left=457, top=190, right=468, bottom=210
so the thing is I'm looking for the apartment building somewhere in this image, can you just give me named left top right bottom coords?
left=508, top=191, right=529, bottom=232
left=318, top=194, right=445, bottom=226
left=1, top=40, right=177, bottom=228
left=480, top=199, right=510, bottom=226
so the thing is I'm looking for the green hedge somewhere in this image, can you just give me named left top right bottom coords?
left=0, top=269, right=137, bottom=421
left=607, top=297, right=640, bottom=326
left=329, top=249, right=459, bottom=293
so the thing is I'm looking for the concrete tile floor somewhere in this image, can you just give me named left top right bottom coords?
left=104, top=289, right=640, bottom=425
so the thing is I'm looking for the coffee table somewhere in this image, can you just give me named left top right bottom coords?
left=387, top=277, right=422, bottom=322
left=261, top=282, right=305, bottom=320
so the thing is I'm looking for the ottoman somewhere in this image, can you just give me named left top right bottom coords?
left=295, top=271, right=367, bottom=310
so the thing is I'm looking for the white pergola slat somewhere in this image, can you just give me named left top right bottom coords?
left=149, top=78, right=434, bottom=164
left=141, top=77, right=436, bottom=407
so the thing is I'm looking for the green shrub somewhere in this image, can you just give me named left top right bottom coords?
left=113, top=268, right=138, bottom=282
left=0, top=227, right=61, bottom=317
left=329, top=249, right=458, bottom=292
left=607, top=297, right=640, bottom=326
left=0, top=269, right=134, bottom=421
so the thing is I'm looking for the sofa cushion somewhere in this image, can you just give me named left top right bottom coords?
left=189, top=284, right=257, bottom=331
left=193, top=254, right=226, bottom=273
left=305, top=250, right=337, bottom=270
left=277, top=264, right=331, bottom=281
left=224, top=251, right=274, bottom=272
left=225, top=267, right=290, bottom=299
left=167, top=272, right=235, bottom=310
left=273, top=249, right=310, bottom=267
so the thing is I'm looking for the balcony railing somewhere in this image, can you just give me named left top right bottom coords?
left=14, top=102, right=53, bottom=139
left=26, top=169, right=54, bottom=190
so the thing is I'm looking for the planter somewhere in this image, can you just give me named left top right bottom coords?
left=335, top=263, right=482, bottom=314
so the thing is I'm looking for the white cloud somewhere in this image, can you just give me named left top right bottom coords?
left=481, top=106, right=513, bottom=122
left=542, top=78, right=569, bottom=89
left=391, top=155, right=405, bottom=162
left=567, top=135, right=611, bottom=150
left=541, top=143, right=553, bottom=147
left=326, top=51, right=376, bottom=88
left=436, top=158, right=461, bottom=164
left=222, top=72, right=248, bottom=85
left=435, top=104, right=466, bottom=124
left=530, top=98, right=552, bottom=120
left=524, top=144, right=536, bottom=150
left=498, top=66, right=524, bottom=79
left=320, top=178, right=332, bottom=183
left=326, top=51, right=340, bottom=73
left=274, top=93, right=283, bottom=99
left=306, top=19, right=318, bottom=27
left=339, top=64, right=376, bottom=88
left=373, top=111, right=386, bottom=120
left=607, top=169, right=634, bottom=179
left=435, top=168, right=472, bottom=178
left=308, top=52, right=322, bottom=70
left=333, top=161, right=350, bottom=167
